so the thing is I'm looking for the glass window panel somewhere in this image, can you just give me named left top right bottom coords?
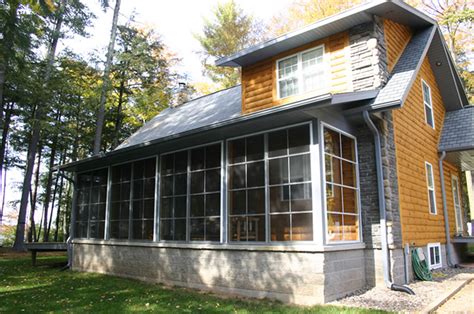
left=268, top=130, right=288, bottom=157
left=278, top=56, right=298, bottom=79
left=270, top=185, right=289, bottom=213
left=426, top=164, right=434, bottom=187
left=343, top=215, right=359, bottom=241
left=174, top=196, right=187, bottom=218
left=161, top=154, right=174, bottom=175
left=77, top=175, right=90, bottom=190
left=110, top=203, right=120, bottom=220
left=206, top=193, right=220, bottom=216
left=325, top=156, right=341, bottom=184
left=324, top=128, right=341, bottom=156
left=160, top=219, right=172, bottom=240
left=133, top=160, right=145, bottom=180
left=98, top=203, right=106, bottom=220
left=205, top=169, right=220, bottom=192
left=230, top=190, right=246, bottom=215
left=191, top=147, right=205, bottom=171
left=118, top=221, right=129, bottom=239
left=292, top=213, right=313, bottom=241
left=279, top=78, right=299, bottom=98
left=290, top=154, right=311, bottom=183
left=133, top=180, right=144, bottom=200
left=426, top=105, right=434, bottom=127
left=326, top=184, right=342, bottom=212
left=271, top=214, right=290, bottom=241
left=247, top=188, right=265, bottom=214
left=120, top=202, right=130, bottom=220
left=191, top=171, right=205, bottom=194
left=99, top=186, right=107, bottom=203
left=248, top=216, right=265, bottom=242
left=342, top=188, right=358, bottom=214
left=144, top=178, right=155, bottom=199
left=132, top=220, right=143, bottom=240
left=78, top=204, right=89, bottom=221
left=144, top=158, right=156, bottom=178
left=132, top=200, right=142, bottom=219
left=230, top=216, right=246, bottom=241
left=229, top=165, right=245, bottom=189
left=291, top=183, right=312, bottom=212
left=109, top=221, right=119, bottom=239
left=228, top=138, right=245, bottom=164
left=174, top=151, right=188, bottom=173
left=429, top=190, right=436, bottom=214
left=120, top=164, right=131, bottom=182
left=190, top=218, right=205, bottom=241
left=121, top=182, right=130, bottom=201
left=111, top=184, right=120, bottom=202
left=206, top=218, right=220, bottom=241
left=327, top=213, right=343, bottom=242
left=191, top=195, right=204, bottom=217
left=160, top=197, right=172, bottom=218
left=341, top=135, right=355, bottom=161
left=247, top=162, right=264, bottom=187
left=422, top=82, right=431, bottom=105
left=143, top=220, right=154, bottom=240
left=161, top=176, right=173, bottom=196
left=246, top=135, right=264, bottom=161
left=206, top=144, right=221, bottom=168
left=175, top=219, right=186, bottom=241
left=90, top=188, right=99, bottom=204
left=288, top=125, right=310, bottom=154
left=143, top=199, right=154, bottom=219
left=269, top=157, right=288, bottom=185
left=174, top=174, right=187, bottom=195
left=87, top=221, right=97, bottom=238
left=341, top=160, right=356, bottom=187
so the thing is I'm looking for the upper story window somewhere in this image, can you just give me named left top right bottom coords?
left=422, top=80, right=435, bottom=128
left=425, top=161, right=436, bottom=215
left=277, top=46, right=325, bottom=99
left=323, top=125, right=360, bottom=243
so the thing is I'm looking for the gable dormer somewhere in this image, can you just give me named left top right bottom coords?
left=215, top=1, right=434, bottom=115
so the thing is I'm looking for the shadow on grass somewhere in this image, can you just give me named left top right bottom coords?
left=0, top=256, right=389, bottom=313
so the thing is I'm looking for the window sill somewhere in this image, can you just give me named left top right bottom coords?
left=72, top=238, right=366, bottom=253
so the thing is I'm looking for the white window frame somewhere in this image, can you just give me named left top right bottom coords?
left=427, top=242, right=442, bottom=269
left=421, top=79, right=435, bottom=129
left=451, top=175, right=463, bottom=235
left=320, top=122, right=362, bottom=244
left=276, top=45, right=326, bottom=99
left=425, top=161, right=437, bottom=215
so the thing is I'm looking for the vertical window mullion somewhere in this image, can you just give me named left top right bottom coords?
left=186, top=151, right=191, bottom=242
left=154, top=157, right=160, bottom=242
left=128, top=164, right=134, bottom=240
left=105, top=166, right=112, bottom=240
left=264, top=133, right=269, bottom=243
left=86, top=174, right=93, bottom=239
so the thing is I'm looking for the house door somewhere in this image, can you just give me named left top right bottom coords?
left=451, top=175, right=463, bottom=235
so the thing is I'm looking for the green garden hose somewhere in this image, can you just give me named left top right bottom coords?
left=412, top=248, right=432, bottom=281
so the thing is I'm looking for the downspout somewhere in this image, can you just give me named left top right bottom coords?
left=439, top=151, right=454, bottom=267
left=363, top=111, right=415, bottom=295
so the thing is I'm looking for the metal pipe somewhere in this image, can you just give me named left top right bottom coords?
left=439, top=151, right=454, bottom=267
left=363, top=111, right=414, bottom=295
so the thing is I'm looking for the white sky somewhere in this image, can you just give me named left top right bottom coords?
left=3, top=0, right=293, bottom=226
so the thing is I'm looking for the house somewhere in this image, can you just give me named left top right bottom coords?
left=60, top=0, right=474, bottom=305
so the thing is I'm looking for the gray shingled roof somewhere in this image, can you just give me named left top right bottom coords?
left=116, top=86, right=242, bottom=150
left=439, top=106, right=474, bottom=152
left=372, top=26, right=435, bottom=110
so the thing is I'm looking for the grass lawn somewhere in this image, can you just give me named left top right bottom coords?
left=0, top=251, right=387, bottom=313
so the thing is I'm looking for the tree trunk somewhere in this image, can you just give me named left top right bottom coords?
left=47, top=148, right=64, bottom=240
left=13, top=0, right=66, bottom=251
left=53, top=159, right=66, bottom=242
left=1, top=165, right=7, bottom=224
left=93, top=0, right=121, bottom=154
left=27, top=146, right=42, bottom=242
left=0, top=102, right=13, bottom=224
left=112, top=76, right=126, bottom=148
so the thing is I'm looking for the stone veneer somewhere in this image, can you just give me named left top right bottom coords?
left=72, top=242, right=366, bottom=305
left=349, top=15, right=389, bottom=91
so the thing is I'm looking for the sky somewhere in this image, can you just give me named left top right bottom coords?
left=3, top=0, right=294, bottom=226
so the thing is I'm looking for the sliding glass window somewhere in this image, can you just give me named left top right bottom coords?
left=160, top=143, right=222, bottom=242
left=323, top=126, right=360, bottom=242
left=75, top=168, right=108, bottom=239
left=227, top=123, right=313, bottom=243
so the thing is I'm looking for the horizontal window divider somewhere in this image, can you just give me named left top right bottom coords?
left=323, top=152, right=357, bottom=164
left=327, top=211, right=359, bottom=216
left=268, top=181, right=312, bottom=187
left=269, top=211, right=313, bottom=215
left=266, top=151, right=311, bottom=160
left=228, top=187, right=266, bottom=192
left=189, top=191, right=221, bottom=196
left=325, top=182, right=358, bottom=189
left=228, top=159, right=265, bottom=166
left=189, top=167, right=221, bottom=173
left=229, top=214, right=265, bottom=217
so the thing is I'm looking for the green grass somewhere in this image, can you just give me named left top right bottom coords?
left=0, top=254, right=387, bottom=313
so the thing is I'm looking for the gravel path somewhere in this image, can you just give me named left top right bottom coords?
left=437, top=280, right=474, bottom=313
left=330, top=268, right=474, bottom=312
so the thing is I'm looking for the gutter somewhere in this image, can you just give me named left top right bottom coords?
left=438, top=151, right=454, bottom=267
left=363, top=111, right=415, bottom=295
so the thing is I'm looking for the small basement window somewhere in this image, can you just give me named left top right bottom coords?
left=427, top=243, right=442, bottom=269
left=425, top=162, right=437, bottom=215
left=422, top=80, right=435, bottom=128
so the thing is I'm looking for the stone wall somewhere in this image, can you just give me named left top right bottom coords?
left=349, top=15, right=389, bottom=91
left=72, top=243, right=366, bottom=305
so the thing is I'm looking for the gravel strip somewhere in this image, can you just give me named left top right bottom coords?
left=330, top=268, right=474, bottom=312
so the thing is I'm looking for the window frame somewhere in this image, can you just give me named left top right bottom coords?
left=427, top=242, right=442, bottom=269
left=225, top=121, right=315, bottom=244
left=425, top=161, right=437, bottom=215
left=320, top=122, right=362, bottom=245
left=158, top=140, right=224, bottom=243
left=421, top=79, right=435, bottom=129
left=451, top=175, right=463, bottom=235
left=276, top=45, right=327, bottom=100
